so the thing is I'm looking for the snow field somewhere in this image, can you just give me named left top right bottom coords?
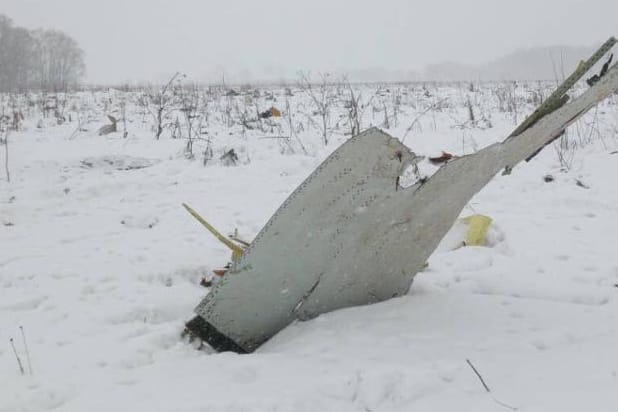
left=1, top=83, right=618, bottom=411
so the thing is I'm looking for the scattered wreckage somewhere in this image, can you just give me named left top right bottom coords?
left=184, top=38, right=618, bottom=353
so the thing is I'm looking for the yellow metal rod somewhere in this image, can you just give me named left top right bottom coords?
left=182, top=203, right=245, bottom=260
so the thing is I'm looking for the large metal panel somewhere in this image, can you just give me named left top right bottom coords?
left=189, top=61, right=618, bottom=353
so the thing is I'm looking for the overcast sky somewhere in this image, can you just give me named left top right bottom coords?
left=3, top=0, right=617, bottom=84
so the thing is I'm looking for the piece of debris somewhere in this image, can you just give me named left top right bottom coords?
left=429, top=151, right=457, bottom=165
left=182, top=204, right=248, bottom=287
left=98, top=115, right=117, bottom=136
left=182, top=203, right=246, bottom=263
left=575, top=179, right=590, bottom=189
left=462, top=215, right=492, bottom=247
left=220, top=149, right=239, bottom=166
left=185, top=38, right=618, bottom=353
left=501, top=36, right=616, bottom=174
left=441, top=215, right=494, bottom=251
left=587, top=53, right=613, bottom=86
left=543, top=174, right=555, bottom=182
left=258, top=107, right=282, bottom=119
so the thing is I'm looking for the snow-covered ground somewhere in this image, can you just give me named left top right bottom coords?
left=2, top=83, right=618, bottom=411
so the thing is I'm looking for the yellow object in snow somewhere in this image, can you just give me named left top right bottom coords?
left=182, top=203, right=245, bottom=262
left=461, top=214, right=492, bottom=246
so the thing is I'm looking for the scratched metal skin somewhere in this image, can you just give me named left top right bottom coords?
left=194, top=63, right=618, bottom=353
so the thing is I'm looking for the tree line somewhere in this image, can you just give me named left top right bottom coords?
left=0, top=15, right=85, bottom=92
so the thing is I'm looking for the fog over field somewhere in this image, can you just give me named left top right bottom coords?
left=3, top=0, right=618, bottom=83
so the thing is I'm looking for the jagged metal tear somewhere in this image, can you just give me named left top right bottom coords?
left=190, top=63, right=618, bottom=353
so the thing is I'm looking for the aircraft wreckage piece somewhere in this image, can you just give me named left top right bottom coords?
left=186, top=45, right=618, bottom=353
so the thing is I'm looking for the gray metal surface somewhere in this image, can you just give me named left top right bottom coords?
left=508, top=36, right=616, bottom=138
left=194, top=62, right=618, bottom=353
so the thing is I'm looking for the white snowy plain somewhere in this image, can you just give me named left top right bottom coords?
left=2, top=83, right=618, bottom=412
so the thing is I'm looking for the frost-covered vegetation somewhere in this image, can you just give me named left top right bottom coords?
left=3, top=76, right=615, bottom=169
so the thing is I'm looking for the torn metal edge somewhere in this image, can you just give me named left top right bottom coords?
left=185, top=316, right=248, bottom=354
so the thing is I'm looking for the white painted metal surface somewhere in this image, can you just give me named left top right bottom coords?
left=193, top=63, right=618, bottom=352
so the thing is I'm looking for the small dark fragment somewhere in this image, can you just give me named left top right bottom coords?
left=587, top=54, right=614, bottom=87
left=429, top=151, right=456, bottom=165
left=220, top=149, right=239, bottom=166
left=259, top=109, right=272, bottom=119
left=575, top=179, right=590, bottom=189
left=543, top=175, right=555, bottom=182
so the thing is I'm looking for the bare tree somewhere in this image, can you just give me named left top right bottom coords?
left=0, top=15, right=85, bottom=92
left=297, top=72, right=334, bottom=145
left=284, top=96, right=308, bottom=155
left=177, top=81, right=205, bottom=158
left=140, top=72, right=182, bottom=139
left=32, top=29, right=86, bottom=91
left=344, top=79, right=381, bottom=136
left=0, top=16, right=36, bottom=92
